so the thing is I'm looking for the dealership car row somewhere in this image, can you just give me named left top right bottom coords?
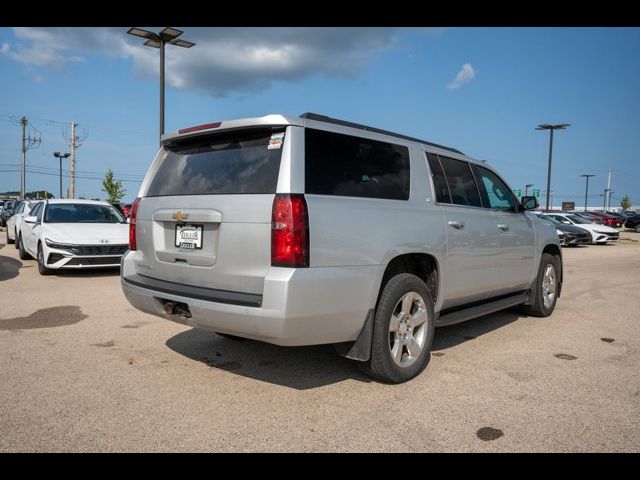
left=1, top=199, right=130, bottom=275
left=1, top=198, right=638, bottom=278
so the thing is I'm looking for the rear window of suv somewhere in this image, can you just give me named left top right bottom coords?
left=305, top=129, right=410, bottom=200
left=145, top=128, right=285, bottom=197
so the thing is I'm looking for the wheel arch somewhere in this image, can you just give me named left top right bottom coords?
left=542, top=243, right=563, bottom=297
left=336, top=251, right=441, bottom=363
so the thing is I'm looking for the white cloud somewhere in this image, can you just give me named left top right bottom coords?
left=1, top=33, right=84, bottom=69
left=447, top=63, right=476, bottom=90
left=2, top=27, right=403, bottom=97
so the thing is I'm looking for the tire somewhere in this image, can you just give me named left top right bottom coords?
left=7, top=229, right=14, bottom=245
left=635, top=224, right=640, bottom=233
left=366, top=273, right=435, bottom=384
left=521, top=253, right=560, bottom=317
left=18, top=235, right=31, bottom=260
left=37, top=243, right=51, bottom=275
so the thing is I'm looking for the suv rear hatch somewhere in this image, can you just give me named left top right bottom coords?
left=133, top=126, right=288, bottom=295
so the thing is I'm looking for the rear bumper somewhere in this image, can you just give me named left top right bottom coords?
left=120, top=251, right=378, bottom=346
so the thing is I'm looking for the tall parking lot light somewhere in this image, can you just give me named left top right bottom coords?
left=580, top=174, right=595, bottom=211
left=127, top=27, right=196, bottom=146
left=536, top=123, right=570, bottom=212
left=53, top=152, right=70, bottom=199
left=525, top=184, right=534, bottom=196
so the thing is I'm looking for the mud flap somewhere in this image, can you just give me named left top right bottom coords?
left=333, top=309, right=374, bottom=362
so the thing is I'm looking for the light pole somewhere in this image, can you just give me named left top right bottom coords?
left=580, top=174, right=595, bottom=211
left=525, top=184, right=534, bottom=196
left=127, top=27, right=196, bottom=146
left=604, top=189, right=614, bottom=210
left=53, top=152, right=70, bottom=199
left=536, top=123, right=570, bottom=211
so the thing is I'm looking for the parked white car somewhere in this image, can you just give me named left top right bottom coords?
left=18, top=199, right=129, bottom=275
left=6, top=200, right=39, bottom=246
left=541, top=213, right=619, bottom=244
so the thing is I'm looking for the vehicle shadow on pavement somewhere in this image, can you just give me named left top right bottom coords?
left=166, top=328, right=373, bottom=390
left=0, top=255, right=22, bottom=281
left=432, top=309, right=522, bottom=351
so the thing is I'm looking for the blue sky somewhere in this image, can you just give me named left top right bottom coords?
left=1, top=27, right=639, bottom=207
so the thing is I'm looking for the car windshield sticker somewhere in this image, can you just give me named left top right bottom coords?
left=268, top=132, right=285, bottom=150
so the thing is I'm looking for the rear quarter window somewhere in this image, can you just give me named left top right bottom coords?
left=145, top=128, right=285, bottom=197
left=305, top=129, right=410, bottom=200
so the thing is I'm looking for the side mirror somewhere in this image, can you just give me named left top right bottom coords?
left=24, top=215, right=37, bottom=224
left=520, top=196, right=538, bottom=210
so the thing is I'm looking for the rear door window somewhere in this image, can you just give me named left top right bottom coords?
left=146, top=128, right=285, bottom=197
left=426, top=152, right=451, bottom=203
left=305, top=129, right=410, bottom=200
left=438, top=156, right=482, bottom=207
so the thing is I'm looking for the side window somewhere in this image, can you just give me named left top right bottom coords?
left=17, top=203, right=25, bottom=214
left=305, top=129, right=410, bottom=200
left=426, top=152, right=451, bottom=203
left=438, top=156, right=482, bottom=207
left=29, top=203, right=39, bottom=217
left=31, top=203, right=43, bottom=222
left=473, top=166, right=517, bottom=211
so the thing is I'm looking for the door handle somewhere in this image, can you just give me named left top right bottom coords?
left=498, top=224, right=509, bottom=231
left=448, top=220, right=465, bottom=230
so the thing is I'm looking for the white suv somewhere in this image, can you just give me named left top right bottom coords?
left=121, top=113, right=562, bottom=383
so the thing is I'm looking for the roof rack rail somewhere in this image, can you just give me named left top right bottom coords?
left=299, top=112, right=464, bottom=155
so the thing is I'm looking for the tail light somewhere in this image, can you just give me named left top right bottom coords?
left=129, top=197, right=141, bottom=251
left=271, top=194, right=309, bottom=268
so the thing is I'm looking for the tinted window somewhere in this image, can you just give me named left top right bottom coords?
left=566, top=214, right=589, bottom=224
left=439, top=156, right=482, bottom=207
left=305, top=129, right=410, bottom=200
left=146, top=128, right=285, bottom=197
left=426, top=152, right=451, bottom=203
left=17, top=203, right=26, bottom=214
left=473, top=166, right=516, bottom=210
left=44, top=204, right=126, bottom=223
left=30, top=203, right=43, bottom=221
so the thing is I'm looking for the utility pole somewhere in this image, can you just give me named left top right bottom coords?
left=63, top=121, right=87, bottom=199
left=17, top=116, right=41, bottom=199
left=70, top=121, right=77, bottom=199
left=605, top=169, right=612, bottom=210
left=20, top=116, right=26, bottom=198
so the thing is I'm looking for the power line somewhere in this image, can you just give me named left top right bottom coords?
left=2, top=113, right=155, bottom=136
left=0, top=162, right=145, bottom=178
left=0, top=168, right=143, bottom=183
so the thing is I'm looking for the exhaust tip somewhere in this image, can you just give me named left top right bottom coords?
left=163, top=302, right=175, bottom=315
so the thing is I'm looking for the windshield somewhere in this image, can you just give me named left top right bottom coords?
left=566, top=214, right=589, bottom=224
left=44, top=203, right=126, bottom=224
left=540, top=215, right=561, bottom=225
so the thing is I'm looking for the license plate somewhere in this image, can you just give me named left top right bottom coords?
left=175, top=224, right=203, bottom=249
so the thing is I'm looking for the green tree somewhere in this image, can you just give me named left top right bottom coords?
left=620, top=195, right=632, bottom=210
left=102, top=168, right=126, bottom=204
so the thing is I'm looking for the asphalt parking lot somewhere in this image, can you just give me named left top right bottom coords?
left=1, top=229, right=639, bottom=452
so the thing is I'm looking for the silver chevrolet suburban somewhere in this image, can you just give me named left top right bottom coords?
left=121, top=113, right=562, bottom=383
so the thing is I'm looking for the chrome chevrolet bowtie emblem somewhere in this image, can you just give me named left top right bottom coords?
left=172, top=211, right=189, bottom=222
